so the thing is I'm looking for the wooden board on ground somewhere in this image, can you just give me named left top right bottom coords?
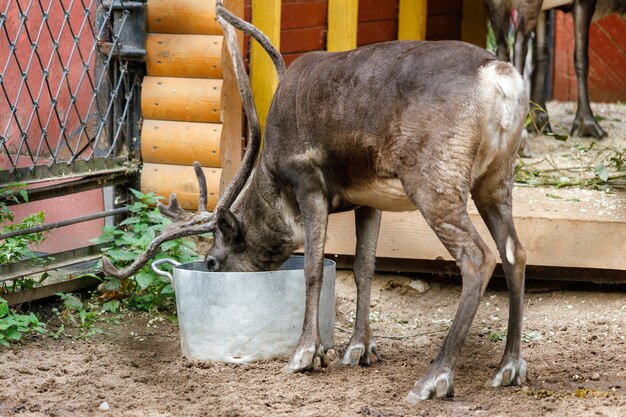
left=325, top=186, right=626, bottom=272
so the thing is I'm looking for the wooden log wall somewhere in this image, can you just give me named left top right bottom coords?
left=140, top=0, right=243, bottom=211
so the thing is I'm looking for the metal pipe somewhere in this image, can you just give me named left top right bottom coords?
left=0, top=207, right=129, bottom=240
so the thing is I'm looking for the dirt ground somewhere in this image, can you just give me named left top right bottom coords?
left=0, top=100, right=624, bottom=416
left=1, top=270, right=624, bottom=417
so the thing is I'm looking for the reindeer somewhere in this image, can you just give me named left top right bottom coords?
left=485, top=0, right=625, bottom=139
left=103, top=1, right=529, bottom=401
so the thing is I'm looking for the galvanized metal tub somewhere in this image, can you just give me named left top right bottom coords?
left=151, top=255, right=336, bottom=364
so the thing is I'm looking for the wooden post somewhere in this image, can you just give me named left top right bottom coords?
left=398, top=0, right=427, bottom=40
left=250, top=0, right=281, bottom=133
left=461, top=0, right=488, bottom=47
left=146, top=34, right=223, bottom=78
left=327, top=0, right=358, bottom=51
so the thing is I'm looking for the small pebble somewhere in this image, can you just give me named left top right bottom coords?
left=99, top=401, right=110, bottom=411
left=590, top=372, right=601, bottom=381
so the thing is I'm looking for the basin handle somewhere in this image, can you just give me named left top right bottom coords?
left=150, top=258, right=181, bottom=286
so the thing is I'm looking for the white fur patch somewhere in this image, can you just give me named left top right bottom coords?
left=343, top=178, right=416, bottom=212
left=506, top=236, right=516, bottom=265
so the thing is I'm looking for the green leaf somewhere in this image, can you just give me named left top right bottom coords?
left=0, top=298, right=9, bottom=318
left=135, top=273, right=156, bottom=290
left=107, top=249, right=139, bottom=261
left=102, top=300, right=120, bottom=313
left=546, top=132, right=569, bottom=142
left=60, top=293, right=83, bottom=311
left=5, top=327, right=22, bottom=341
left=594, top=162, right=609, bottom=182
left=129, top=188, right=146, bottom=200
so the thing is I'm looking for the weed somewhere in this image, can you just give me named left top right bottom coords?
left=52, top=292, right=124, bottom=338
left=0, top=183, right=51, bottom=294
left=95, top=189, right=200, bottom=313
left=0, top=297, right=46, bottom=346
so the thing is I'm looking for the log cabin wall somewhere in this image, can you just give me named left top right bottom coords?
left=140, top=0, right=243, bottom=211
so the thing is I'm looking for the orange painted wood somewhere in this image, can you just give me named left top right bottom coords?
left=281, top=27, right=326, bottom=54
left=283, top=53, right=305, bottom=67
left=141, top=163, right=221, bottom=211
left=147, top=0, right=221, bottom=35
left=357, top=20, right=397, bottom=46
left=358, top=0, right=397, bottom=22
left=282, top=1, right=327, bottom=30
left=146, top=34, right=223, bottom=78
left=141, top=76, right=223, bottom=123
left=141, top=120, right=222, bottom=167
left=552, top=11, right=626, bottom=102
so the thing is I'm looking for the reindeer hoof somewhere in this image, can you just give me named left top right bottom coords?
left=340, top=341, right=379, bottom=367
left=492, top=357, right=527, bottom=387
left=405, top=368, right=454, bottom=402
left=282, top=344, right=323, bottom=373
left=571, top=116, right=607, bottom=139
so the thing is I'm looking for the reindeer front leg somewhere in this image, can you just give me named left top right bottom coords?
left=341, top=206, right=382, bottom=366
left=571, top=0, right=606, bottom=138
left=283, top=192, right=329, bottom=373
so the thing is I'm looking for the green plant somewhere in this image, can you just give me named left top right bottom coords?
left=95, top=189, right=200, bottom=312
left=52, top=292, right=124, bottom=338
left=0, top=183, right=51, bottom=294
left=0, top=297, right=46, bottom=346
left=0, top=183, right=48, bottom=265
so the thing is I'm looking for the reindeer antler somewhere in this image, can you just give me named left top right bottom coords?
left=102, top=2, right=283, bottom=279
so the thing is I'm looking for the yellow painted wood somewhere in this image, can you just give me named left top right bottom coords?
left=146, top=34, right=223, bottom=79
left=327, top=0, right=358, bottom=51
left=398, top=0, right=427, bottom=40
left=141, top=120, right=222, bottom=167
left=461, top=0, right=489, bottom=47
left=147, top=0, right=221, bottom=35
left=250, top=0, right=281, bottom=133
left=141, top=163, right=222, bottom=211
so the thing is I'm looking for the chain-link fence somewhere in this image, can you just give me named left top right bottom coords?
left=0, top=0, right=146, bottom=298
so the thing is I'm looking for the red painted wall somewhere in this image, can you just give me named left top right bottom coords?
left=243, top=0, right=464, bottom=68
left=552, top=11, right=626, bottom=102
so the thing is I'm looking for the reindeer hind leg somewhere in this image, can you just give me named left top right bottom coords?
left=472, top=169, right=528, bottom=387
left=402, top=178, right=497, bottom=401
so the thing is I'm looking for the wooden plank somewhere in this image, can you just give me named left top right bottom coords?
left=427, top=0, right=463, bottom=15
left=146, top=34, right=223, bottom=79
left=357, top=20, right=397, bottom=46
left=327, top=0, right=358, bottom=51
left=281, top=27, right=326, bottom=54
left=359, top=0, right=397, bottom=22
left=141, top=120, right=222, bottom=167
left=147, top=0, right=221, bottom=35
left=426, top=13, right=462, bottom=40
left=325, top=187, right=626, bottom=271
left=281, top=1, right=327, bottom=30
left=250, top=0, right=281, bottom=132
left=140, top=163, right=222, bottom=211
left=461, top=0, right=488, bottom=47
left=398, top=0, right=427, bottom=41
left=141, top=76, right=223, bottom=123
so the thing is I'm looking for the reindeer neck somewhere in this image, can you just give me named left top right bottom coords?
left=230, top=161, right=300, bottom=268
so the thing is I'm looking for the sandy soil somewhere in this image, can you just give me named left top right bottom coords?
left=0, top=101, right=624, bottom=417
left=1, top=270, right=624, bottom=417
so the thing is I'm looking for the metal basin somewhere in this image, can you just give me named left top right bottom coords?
left=152, top=255, right=336, bottom=364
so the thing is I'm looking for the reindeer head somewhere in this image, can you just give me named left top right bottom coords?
left=101, top=2, right=286, bottom=280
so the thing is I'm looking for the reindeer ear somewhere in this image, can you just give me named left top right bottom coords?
left=216, top=207, right=244, bottom=244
